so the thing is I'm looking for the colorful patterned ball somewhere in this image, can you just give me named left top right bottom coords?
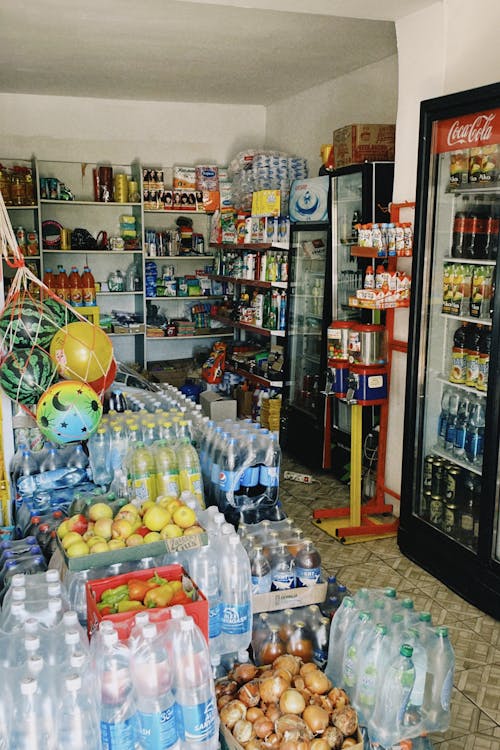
left=36, top=380, right=102, bottom=444
left=50, top=321, right=114, bottom=383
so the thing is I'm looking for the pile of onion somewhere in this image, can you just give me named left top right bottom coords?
left=217, top=654, right=359, bottom=750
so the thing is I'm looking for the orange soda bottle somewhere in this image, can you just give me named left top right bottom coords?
left=69, top=266, right=83, bottom=306
left=81, top=265, right=96, bottom=306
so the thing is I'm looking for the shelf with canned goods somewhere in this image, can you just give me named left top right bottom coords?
left=213, top=315, right=285, bottom=338
left=224, top=362, right=283, bottom=388
left=430, top=446, right=482, bottom=477
left=209, top=242, right=289, bottom=251
left=146, top=331, right=233, bottom=340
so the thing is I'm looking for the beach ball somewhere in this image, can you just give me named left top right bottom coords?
left=50, top=321, right=114, bottom=383
left=0, top=346, right=58, bottom=407
left=36, top=380, right=103, bottom=444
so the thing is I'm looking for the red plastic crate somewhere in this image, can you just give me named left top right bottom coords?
left=86, top=563, right=208, bottom=642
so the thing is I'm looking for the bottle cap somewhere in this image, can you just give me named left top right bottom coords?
left=24, top=635, right=40, bottom=652
left=20, top=678, right=37, bottom=696
left=27, top=655, right=44, bottom=676
left=180, top=617, right=194, bottom=632
left=24, top=618, right=39, bottom=634
left=400, top=644, right=413, bottom=657
left=418, top=611, right=432, bottom=623
left=70, top=651, right=87, bottom=669
left=437, top=626, right=449, bottom=637
left=62, top=611, right=79, bottom=627
left=142, top=623, right=157, bottom=640
left=11, top=573, right=26, bottom=588
left=12, top=588, right=26, bottom=601
left=66, top=674, right=82, bottom=691
left=102, top=630, right=119, bottom=646
left=65, top=629, right=80, bottom=646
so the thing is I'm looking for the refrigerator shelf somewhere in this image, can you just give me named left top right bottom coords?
left=441, top=312, right=492, bottom=327
left=436, top=374, right=487, bottom=398
left=350, top=246, right=413, bottom=260
left=446, top=184, right=500, bottom=196
left=443, top=255, right=496, bottom=266
left=431, top=446, right=482, bottom=476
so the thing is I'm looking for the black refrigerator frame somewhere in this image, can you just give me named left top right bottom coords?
left=398, top=81, right=500, bottom=620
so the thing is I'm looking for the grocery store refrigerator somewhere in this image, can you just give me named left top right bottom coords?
left=399, top=82, right=500, bottom=619
left=282, top=221, right=332, bottom=469
left=329, top=162, right=394, bottom=476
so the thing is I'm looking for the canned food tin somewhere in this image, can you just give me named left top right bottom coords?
left=445, top=467, right=461, bottom=502
left=431, top=461, right=446, bottom=496
left=423, top=455, right=434, bottom=490
left=420, top=489, right=432, bottom=520
left=429, top=495, right=444, bottom=525
left=442, top=502, right=459, bottom=536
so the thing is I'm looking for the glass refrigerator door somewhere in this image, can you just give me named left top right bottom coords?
left=414, top=116, right=499, bottom=555
left=331, top=171, right=363, bottom=321
left=287, top=226, right=328, bottom=413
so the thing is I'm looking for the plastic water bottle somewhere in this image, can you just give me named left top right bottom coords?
left=422, top=627, right=454, bottom=732
left=453, top=396, right=470, bottom=457
left=313, top=616, right=330, bottom=669
left=154, top=441, right=180, bottom=499
left=67, top=444, right=90, bottom=470
left=270, top=542, right=295, bottom=590
left=294, top=539, right=321, bottom=587
left=403, top=625, right=430, bottom=733
left=128, top=441, right=157, bottom=505
left=127, top=611, right=151, bottom=653
left=88, top=428, right=113, bottom=487
left=236, top=433, right=259, bottom=504
left=207, top=428, right=225, bottom=506
left=325, top=595, right=356, bottom=686
left=465, top=400, right=485, bottom=465
left=14, top=449, right=39, bottom=489
left=99, top=629, right=137, bottom=750
left=445, top=392, right=460, bottom=452
left=352, top=622, right=389, bottom=725
left=217, top=436, right=241, bottom=513
left=219, top=534, right=252, bottom=654
left=57, top=674, right=101, bottom=750
left=10, top=677, right=57, bottom=750
left=187, top=542, right=222, bottom=656
left=131, top=623, right=179, bottom=750
left=109, top=423, right=129, bottom=473
left=170, top=616, right=219, bottom=750
left=437, top=389, right=450, bottom=447
left=39, top=446, right=62, bottom=473
left=177, top=439, right=204, bottom=508
left=250, top=545, right=272, bottom=594
left=369, top=644, right=416, bottom=747
left=341, top=611, right=372, bottom=691
left=259, top=432, right=281, bottom=503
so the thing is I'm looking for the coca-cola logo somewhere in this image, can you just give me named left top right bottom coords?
left=447, top=114, right=495, bottom=147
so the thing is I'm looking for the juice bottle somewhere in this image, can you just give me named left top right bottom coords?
left=81, top=265, right=96, bottom=306
left=69, top=266, right=83, bottom=307
left=55, top=265, right=70, bottom=304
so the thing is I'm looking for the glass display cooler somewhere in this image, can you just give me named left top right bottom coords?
left=399, top=81, right=500, bottom=619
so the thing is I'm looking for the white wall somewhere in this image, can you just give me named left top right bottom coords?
left=386, top=0, right=500, bottom=508
left=265, top=55, right=399, bottom=174
left=0, top=94, right=266, bottom=165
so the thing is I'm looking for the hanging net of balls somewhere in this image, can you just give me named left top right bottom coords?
left=0, top=190, right=113, bottom=442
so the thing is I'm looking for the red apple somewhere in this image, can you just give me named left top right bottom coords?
left=67, top=514, right=89, bottom=536
left=134, top=526, right=150, bottom=537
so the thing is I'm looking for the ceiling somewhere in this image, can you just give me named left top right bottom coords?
left=0, top=0, right=436, bottom=106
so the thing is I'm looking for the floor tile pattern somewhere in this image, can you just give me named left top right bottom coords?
left=280, top=453, right=500, bottom=750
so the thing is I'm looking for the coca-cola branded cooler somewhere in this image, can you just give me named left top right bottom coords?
left=399, top=82, right=500, bottom=618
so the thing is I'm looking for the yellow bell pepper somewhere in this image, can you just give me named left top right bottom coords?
left=116, top=599, right=146, bottom=613
left=144, top=583, right=174, bottom=609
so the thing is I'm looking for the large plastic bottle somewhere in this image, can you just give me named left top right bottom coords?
left=81, top=265, right=96, bottom=306
left=352, top=622, right=389, bottom=724
left=170, top=616, right=219, bottom=750
left=217, top=436, right=241, bottom=514
left=369, top=644, right=416, bottom=747
left=219, top=534, right=252, bottom=655
left=57, top=674, right=101, bottom=750
left=250, top=544, right=272, bottom=595
left=422, top=627, right=455, bottom=732
left=187, top=543, right=222, bottom=656
left=154, top=440, right=180, bottom=499
left=177, top=438, right=204, bottom=508
left=270, top=542, right=295, bottom=591
left=325, top=595, right=357, bottom=686
left=10, top=677, right=57, bottom=750
left=88, top=427, right=113, bottom=488
left=69, top=265, right=83, bottom=306
left=131, top=622, right=179, bottom=750
left=55, top=265, right=70, bottom=304
left=99, top=629, right=137, bottom=750
left=341, top=610, right=373, bottom=692
left=259, top=432, right=281, bottom=504
left=128, top=441, right=156, bottom=505
left=294, top=539, right=321, bottom=588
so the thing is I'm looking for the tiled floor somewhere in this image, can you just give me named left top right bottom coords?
left=280, top=452, right=500, bottom=750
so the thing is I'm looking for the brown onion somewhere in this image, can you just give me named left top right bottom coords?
left=324, top=726, right=344, bottom=750
left=280, top=740, right=312, bottom=750
left=311, top=740, right=330, bottom=750
left=273, top=654, right=302, bottom=676
left=327, top=688, right=350, bottom=709
left=254, top=717, right=274, bottom=739
left=303, top=670, right=331, bottom=695
left=332, top=706, right=358, bottom=736
left=275, top=714, right=312, bottom=740
left=220, top=699, right=247, bottom=729
left=265, top=704, right=282, bottom=723
left=217, top=694, right=233, bottom=711
left=245, top=741, right=265, bottom=750
left=279, top=688, right=306, bottom=715
left=262, top=733, right=281, bottom=749
left=231, top=662, right=259, bottom=684
left=259, top=673, right=290, bottom=704
left=292, top=675, right=305, bottom=690
left=303, top=705, right=330, bottom=735
left=341, top=739, right=358, bottom=748
left=233, top=718, right=255, bottom=745
left=215, top=678, right=239, bottom=697
left=247, top=707, right=265, bottom=723
left=300, top=661, right=318, bottom=676
left=238, top=679, right=262, bottom=707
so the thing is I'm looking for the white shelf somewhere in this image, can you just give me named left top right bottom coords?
left=146, top=332, right=233, bottom=341
left=41, top=199, right=140, bottom=207
left=441, top=312, right=492, bottom=327
left=431, top=445, right=482, bottom=476
left=145, top=255, right=215, bottom=260
left=443, top=256, right=496, bottom=266
left=436, top=374, right=487, bottom=397
left=108, top=331, right=144, bottom=337
left=43, top=249, right=142, bottom=255
left=97, top=291, right=142, bottom=296
left=145, top=295, right=223, bottom=301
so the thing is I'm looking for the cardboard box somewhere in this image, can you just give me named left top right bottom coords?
left=148, top=358, right=194, bottom=387
left=252, top=580, right=327, bottom=614
left=220, top=724, right=362, bottom=750
left=200, top=391, right=237, bottom=422
left=333, top=123, right=395, bottom=168
left=58, top=529, right=209, bottom=572
left=86, top=563, right=208, bottom=641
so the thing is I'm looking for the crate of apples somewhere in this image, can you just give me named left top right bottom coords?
left=56, top=496, right=206, bottom=568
